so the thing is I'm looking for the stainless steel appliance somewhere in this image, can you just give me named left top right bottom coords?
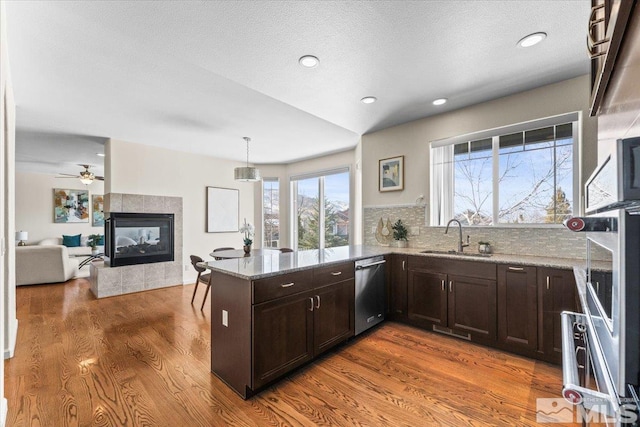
left=562, top=137, right=640, bottom=424
left=354, top=256, right=386, bottom=335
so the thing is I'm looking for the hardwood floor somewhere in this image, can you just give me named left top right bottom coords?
left=5, top=278, right=579, bottom=426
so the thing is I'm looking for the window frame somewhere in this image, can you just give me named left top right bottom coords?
left=261, top=177, right=280, bottom=248
left=290, top=166, right=351, bottom=251
left=430, top=113, right=581, bottom=227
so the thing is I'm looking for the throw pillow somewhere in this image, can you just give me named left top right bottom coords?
left=62, top=234, right=81, bottom=247
left=97, top=235, right=104, bottom=245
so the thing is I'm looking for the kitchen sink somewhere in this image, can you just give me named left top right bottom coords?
left=420, top=250, right=492, bottom=258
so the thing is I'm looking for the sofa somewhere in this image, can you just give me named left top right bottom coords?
left=16, top=245, right=79, bottom=286
left=38, top=236, right=92, bottom=256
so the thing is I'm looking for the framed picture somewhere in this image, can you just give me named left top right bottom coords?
left=92, top=195, right=105, bottom=227
left=53, top=188, right=90, bottom=223
left=206, top=187, right=239, bottom=232
left=379, top=155, right=404, bottom=192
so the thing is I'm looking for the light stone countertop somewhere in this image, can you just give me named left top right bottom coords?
left=201, top=245, right=592, bottom=280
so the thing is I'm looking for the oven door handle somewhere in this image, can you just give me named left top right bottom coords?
left=561, top=311, right=620, bottom=416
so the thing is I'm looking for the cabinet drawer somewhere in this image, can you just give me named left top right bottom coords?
left=253, top=270, right=314, bottom=304
left=313, top=262, right=355, bottom=286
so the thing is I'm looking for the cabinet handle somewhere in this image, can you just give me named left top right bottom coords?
left=449, top=281, right=453, bottom=293
left=441, top=280, right=445, bottom=292
left=508, top=266, right=524, bottom=271
left=315, top=295, right=321, bottom=309
left=402, top=260, right=406, bottom=271
left=308, top=297, right=314, bottom=312
left=330, top=271, right=342, bottom=276
left=546, top=276, right=550, bottom=290
left=596, top=281, right=600, bottom=293
left=280, top=282, right=295, bottom=288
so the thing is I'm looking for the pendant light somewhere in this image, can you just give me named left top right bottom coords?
left=234, top=137, right=261, bottom=181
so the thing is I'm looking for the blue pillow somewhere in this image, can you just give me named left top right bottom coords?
left=62, top=234, right=81, bottom=247
left=97, top=235, right=104, bottom=245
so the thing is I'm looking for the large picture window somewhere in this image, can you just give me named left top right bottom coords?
left=431, top=115, right=578, bottom=226
left=292, top=168, right=350, bottom=250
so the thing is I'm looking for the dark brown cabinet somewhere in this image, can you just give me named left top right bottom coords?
left=407, top=256, right=497, bottom=342
left=253, top=290, right=315, bottom=388
left=388, top=254, right=408, bottom=319
left=497, top=265, right=538, bottom=355
left=539, top=267, right=577, bottom=364
left=252, top=263, right=354, bottom=390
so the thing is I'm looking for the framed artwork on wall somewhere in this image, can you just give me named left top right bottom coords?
left=53, top=188, right=90, bottom=223
left=206, top=187, right=239, bottom=232
left=92, top=195, right=104, bottom=226
left=379, top=155, right=404, bottom=192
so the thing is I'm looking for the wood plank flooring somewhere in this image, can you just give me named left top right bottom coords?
left=5, top=278, right=580, bottom=426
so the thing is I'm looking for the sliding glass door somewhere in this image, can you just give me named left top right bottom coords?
left=292, top=169, right=350, bottom=251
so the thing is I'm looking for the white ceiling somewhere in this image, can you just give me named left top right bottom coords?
left=6, top=1, right=591, bottom=176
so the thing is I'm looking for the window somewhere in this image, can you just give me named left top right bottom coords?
left=431, top=115, right=577, bottom=226
left=292, top=169, right=350, bottom=250
left=262, top=179, right=279, bottom=248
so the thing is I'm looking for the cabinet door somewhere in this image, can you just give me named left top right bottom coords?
left=314, top=280, right=355, bottom=355
left=448, top=274, right=497, bottom=341
left=540, top=268, right=576, bottom=363
left=252, top=290, right=314, bottom=389
left=389, top=254, right=408, bottom=318
left=408, top=269, right=447, bottom=326
left=497, top=265, right=537, bottom=352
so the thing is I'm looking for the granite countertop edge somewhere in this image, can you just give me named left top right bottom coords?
left=202, top=245, right=587, bottom=281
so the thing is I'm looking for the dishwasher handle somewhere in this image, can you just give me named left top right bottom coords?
left=355, top=259, right=387, bottom=270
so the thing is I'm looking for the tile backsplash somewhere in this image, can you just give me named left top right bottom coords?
left=363, top=205, right=588, bottom=259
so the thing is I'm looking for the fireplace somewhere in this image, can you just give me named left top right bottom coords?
left=104, top=212, right=174, bottom=267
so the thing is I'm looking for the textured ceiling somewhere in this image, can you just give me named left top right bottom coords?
left=5, top=1, right=591, bottom=176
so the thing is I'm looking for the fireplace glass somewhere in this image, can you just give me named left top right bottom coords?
left=105, top=212, right=174, bottom=267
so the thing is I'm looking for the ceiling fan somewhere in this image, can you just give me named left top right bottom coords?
left=56, top=164, right=104, bottom=185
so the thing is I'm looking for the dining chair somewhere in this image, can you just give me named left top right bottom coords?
left=190, top=255, right=212, bottom=311
left=212, top=247, right=235, bottom=260
left=279, top=248, right=294, bottom=253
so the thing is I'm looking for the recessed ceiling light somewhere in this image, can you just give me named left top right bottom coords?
left=432, top=98, right=447, bottom=106
left=96, top=153, right=105, bottom=157
left=517, top=32, right=547, bottom=48
left=299, top=55, right=319, bottom=68
left=361, top=96, right=377, bottom=104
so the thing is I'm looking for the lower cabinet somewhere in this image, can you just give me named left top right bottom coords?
left=400, top=256, right=577, bottom=363
left=497, top=265, right=538, bottom=355
left=388, top=254, right=408, bottom=319
left=407, top=256, right=497, bottom=342
left=539, top=267, right=577, bottom=364
left=252, top=264, right=355, bottom=390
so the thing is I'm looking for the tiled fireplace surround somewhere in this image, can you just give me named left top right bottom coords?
left=89, top=193, right=183, bottom=298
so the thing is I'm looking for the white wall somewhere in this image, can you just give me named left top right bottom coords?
left=106, top=139, right=256, bottom=283
left=256, top=149, right=360, bottom=248
left=361, top=75, right=598, bottom=217
left=15, top=172, right=105, bottom=244
left=1, top=0, right=14, bottom=421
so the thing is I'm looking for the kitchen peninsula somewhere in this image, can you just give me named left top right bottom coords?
left=203, top=245, right=588, bottom=398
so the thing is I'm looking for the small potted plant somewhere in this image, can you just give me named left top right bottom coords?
left=392, top=219, right=409, bottom=248
left=88, top=234, right=103, bottom=255
left=239, top=219, right=254, bottom=254
left=478, top=241, right=491, bottom=254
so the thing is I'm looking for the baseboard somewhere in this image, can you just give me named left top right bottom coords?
left=1, top=396, right=7, bottom=427
left=3, top=319, right=18, bottom=359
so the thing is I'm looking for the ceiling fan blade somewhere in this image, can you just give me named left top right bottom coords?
left=96, top=176, right=105, bottom=181
left=56, top=174, right=80, bottom=178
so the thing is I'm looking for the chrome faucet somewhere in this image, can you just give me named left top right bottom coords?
left=444, top=219, right=470, bottom=253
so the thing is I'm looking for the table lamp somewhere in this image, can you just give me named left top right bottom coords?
left=16, top=231, right=28, bottom=246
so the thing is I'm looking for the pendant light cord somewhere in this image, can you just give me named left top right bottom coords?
left=243, top=137, right=251, bottom=167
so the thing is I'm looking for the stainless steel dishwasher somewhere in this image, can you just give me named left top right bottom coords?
left=354, top=256, right=386, bottom=335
